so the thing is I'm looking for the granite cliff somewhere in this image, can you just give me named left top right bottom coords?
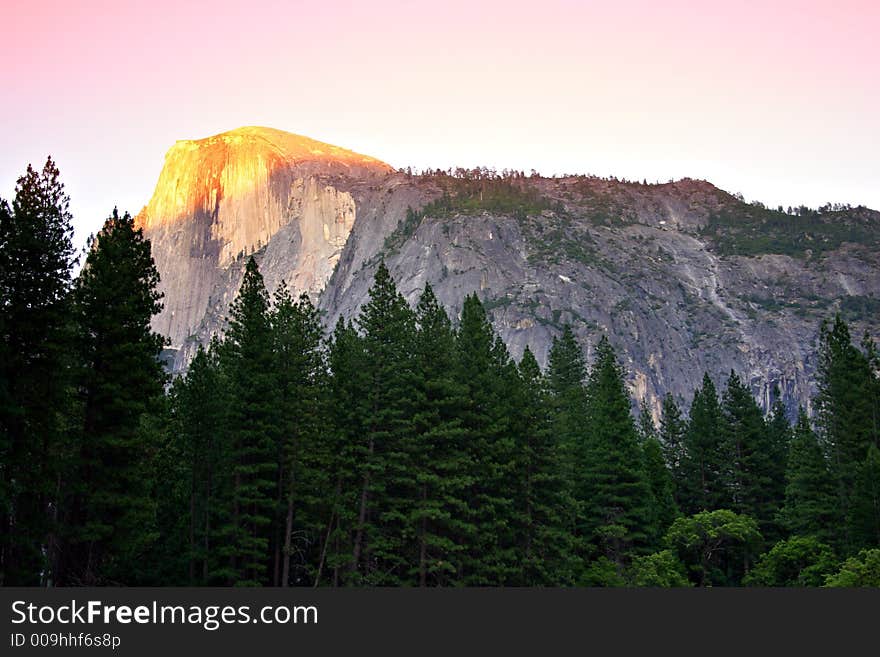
left=136, top=127, right=880, bottom=418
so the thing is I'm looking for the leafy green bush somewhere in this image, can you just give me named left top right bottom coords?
left=744, top=536, right=838, bottom=587
left=824, top=549, right=880, bottom=587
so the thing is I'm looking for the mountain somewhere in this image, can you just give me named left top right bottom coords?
left=135, top=127, right=880, bottom=417
left=135, top=126, right=392, bottom=345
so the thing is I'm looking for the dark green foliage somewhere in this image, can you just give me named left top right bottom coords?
left=665, top=509, right=762, bottom=587
left=849, top=444, right=880, bottom=550
left=453, top=293, right=519, bottom=584
left=815, top=315, right=880, bottom=551
left=0, top=159, right=76, bottom=585
left=678, top=374, right=727, bottom=514
left=218, top=257, right=280, bottom=586
left=824, top=548, right=880, bottom=587
left=270, top=285, right=327, bottom=587
left=642, top=437, right=679, bottom=545
left=410, top=284, right=473, bottom=586
left=512, top=347, right=578, bottom=585
left=580, top=556, right=626, bottom=587
left=382, top=171, right=555, bottom=256
left=168, top=343, right=230, bottom=585
left=778, top=410, right=838, bottom=546
left=701, top=199, right=877, bottom=259
left=351, top=262, right=418, bottom=584
left=547, top=325, right=587, bottom=398
left=322, top=318, right=370, bottom=585
left=636, top=400, right=657, bottom=443
left=627, top=549, right=691, bottom=587
left=418, top=170, right=552, bottom=220
left=545, top=325, right=589, bottom=550
left=580, top=336, right=654, bottom=568
left=64, top=209, right=167, bottom=585
left=744, top=536, right=837, bottom=587
left=659, top=393, right=687, bottom=498
left=765, top=389, right=791, bottom=526
left=719, top=371, right=778, bottom=537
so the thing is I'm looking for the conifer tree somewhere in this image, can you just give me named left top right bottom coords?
left=65, top=209, right=166, bottom=585
left=513, top=347, right=578, bottom=585
left=545, top=325, right=588, bottom=543
left=679, top=374, right=727, bottom=515
left=0, top=159, right=76, bottom=585
left=636, top=400, right=657, bottom=443
left=580, top=335, right=654, bottom=568
left=778, top=409, right=838, bottom=546
left=546, top=325, right=589, bottom=442
left=642, top=437, right=679, bottom=546
left=322, top=318, right=370, bottom=586
left=849, top=444, right=880, bottom=550
left=816, top=315, right=879, bottom=550
left=765, top=388, right=792, bottom=527
left=410, top=284, right=472, bottom=585
left=270, top=284, right=326, bottom=586
left=218, top=257, right=279, bottom=586
left=455, top=293, right=517, bottom=584
left=546, top=325, right=586, bottom=394
left=659, top=393, right=687, bottom=501
left=169, top=342, right=231, bottom=584
left=352, top=262, right=417, bottom=584
left=720, top=371, right=778, bottom=537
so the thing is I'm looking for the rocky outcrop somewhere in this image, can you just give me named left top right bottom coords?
left=138, top=128, right=880, bottom=419
left=135, top=126, right=391, bottom=348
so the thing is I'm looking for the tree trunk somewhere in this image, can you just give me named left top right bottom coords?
left=281, top=476, right=296, bottom=587
left=419, top=483, right=427, bottom=587
left=351, top=438, right=374, bottom=576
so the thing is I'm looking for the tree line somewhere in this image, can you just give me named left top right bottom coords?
left=1, top=158, right=879, bottom=587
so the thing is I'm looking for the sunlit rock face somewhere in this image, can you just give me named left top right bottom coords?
left=135, top=126, right=391, bottom=351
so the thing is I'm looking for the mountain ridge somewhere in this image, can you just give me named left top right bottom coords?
left=136, top=127, right=880, bottom=418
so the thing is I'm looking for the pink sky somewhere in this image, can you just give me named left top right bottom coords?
left=1, top=0, right=878, bottom=248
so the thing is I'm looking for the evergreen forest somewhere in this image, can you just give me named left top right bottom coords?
left=2, top=159, right=879, bottom=587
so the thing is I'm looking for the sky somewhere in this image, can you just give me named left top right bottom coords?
left=1, top=0, right=878, bottom=250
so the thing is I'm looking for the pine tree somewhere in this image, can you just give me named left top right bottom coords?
left=352, top=262, right=417, bottom=584
left=0, top=158, right=77, bottom=585
left=455, top=293, right=517, bottom=584
left=322, top=317, right=370, bottom=586
left=659, top=393, right=687, bottom=502
left=849, top=444, right=880, bottom=550
left=64, top=209, right=166, bottom=585
left=720, top=371, right=778, bottom=538
left=778, top=409, right=838, bottom=546
left=765, top=387, right=791, bottom=530
left=217, top=257, right=280, bottom=586
left=169, top=341, right=231, bottom=584
left=679, top=374, right=727, bottom=515
left=547, top=325, right=588, bottom=397
left=580, top=335, right=654, bottom=569
left=512, top=347, right=578, bottom=585
left=636, top=399, right=657, bottom=443
left=545, top=325, right=588, bottom=548
left=409, top=284, right=473, bottom=585
left=270, top=284, right=326, bottom=586
left=642, top=437, right=679, bottom=546
left=816, top=315, right=879, bottom=551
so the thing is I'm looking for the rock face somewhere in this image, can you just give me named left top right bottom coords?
left=138, top=127, right=880, bottom=418
left=135, top=126, right=391, bottom=347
